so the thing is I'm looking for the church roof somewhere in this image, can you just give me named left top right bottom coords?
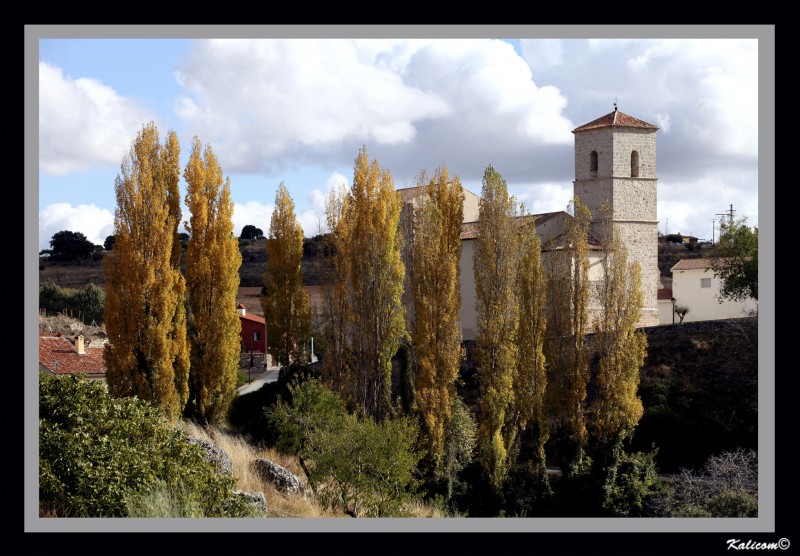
left=573, top=109, right=659, bottom=133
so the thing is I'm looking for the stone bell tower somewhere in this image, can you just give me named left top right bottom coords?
left=572, top=106, right=660, bottom=327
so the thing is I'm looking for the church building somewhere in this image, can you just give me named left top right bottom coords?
left=399, top=107, right=661, bottom=340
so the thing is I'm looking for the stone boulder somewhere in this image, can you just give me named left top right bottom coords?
left=186, top=436, right=233, bottom=476
left=250, top=458, right=306, bottom=495
left=232, top=490, right=267, bottom=515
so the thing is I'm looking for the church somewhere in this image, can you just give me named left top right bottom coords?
left=399, top=107, right=661, bottom=340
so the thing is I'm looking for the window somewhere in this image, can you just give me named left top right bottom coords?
left=701, top=278, right=711, bottom=288
left=631, top=150, right=640, bottom=177
left=253, top=331, right=261, bottom=341
left=590, top=151, right=598, bottom=177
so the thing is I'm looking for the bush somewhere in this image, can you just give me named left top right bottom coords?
left=267, top=378, right=423, bottom=517
left=39, top=374, right=257, bottom=517
left=602, top=450, right=666, bottom=517
left=655, top=448, right=757, bottom=517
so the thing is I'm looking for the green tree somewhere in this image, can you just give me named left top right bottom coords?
left=543, top=198, right=592, bottom=477
left=103, top=122, right=190, bottom=420
left=104, top=235, right=116, bottom=250
left=343, top=146, right=406, bottom=421
left=261, top=182, right=312, bottom=367
left=473, top=165, right=521, bottom=490
left=49, top=230, right=94, bottom=261
left=183, top=137, right=243, bottom=423
left=514, top=210, right=549, bottom=490
left=240, top=224, right=264, bottom=240
left=408, top=164, right=464, bottom=475
left=709, top=217, right=758, bottom=302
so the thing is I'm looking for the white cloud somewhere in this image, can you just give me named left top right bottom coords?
left=39, top=62, right=157, bottom=175
left=232, top=201, right=273, bottom=238
left=39, top=203, right=114, bottom=250
left=514, top=182, right=573, bottom=215
left=172, top=39, right=574, bottom=180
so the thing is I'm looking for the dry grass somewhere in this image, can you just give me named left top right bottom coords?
left=175, top=421, right=442, bottom=519
left=175, top=420, right=339, bottom=518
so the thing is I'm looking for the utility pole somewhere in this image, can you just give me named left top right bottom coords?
left=711, top=219, right=716, bottom=244
left=716, top=205, right=735, bottom=230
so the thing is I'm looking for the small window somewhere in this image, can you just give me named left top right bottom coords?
left=631, top=150, right=640, bottom=177
left=253, top=331, right=261, bottom=341
left=701, top=278, right=711, bottom=288
left=590, top=151, right=598, bottom=175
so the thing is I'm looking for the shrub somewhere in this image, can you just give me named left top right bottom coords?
left=39, top=282, right=105, bottom=324
left=267, top=378, right=423, bottom=517
left=39, top=373, right=258, bottom=517
left=602, top=450, right=665, bottom=516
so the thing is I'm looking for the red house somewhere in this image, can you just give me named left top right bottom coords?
left=237, top=303, right=279, bottom=368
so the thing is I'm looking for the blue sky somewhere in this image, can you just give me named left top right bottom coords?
left=38, top=36, right=761, bottom=251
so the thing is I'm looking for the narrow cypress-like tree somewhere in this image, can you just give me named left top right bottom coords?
left=261, top=182, right=311, bottom=367
left=320, top=183, right=353, bottom=398
left=344, top=146, right=406, bottom=421
left=409, top=164, right=464, bottom=474
left=183, top=137, right=242, bottom=422
left=543, top=198, right=592, bottom=477
left=473, top=165, right=520, bottom=490
left=514, top=210, right=550, bottom=490
left=103, top=122, right=189, bottom=420
left=589, top=204, right=647, bottom=494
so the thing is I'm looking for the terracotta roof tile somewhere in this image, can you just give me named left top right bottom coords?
left=573, top=110, right=658, bottom=132
left=670, top=258, right=713, bottom=271
left=39, top=336, right=106, bottom=376
left=239, top=313, right=266, bottom=325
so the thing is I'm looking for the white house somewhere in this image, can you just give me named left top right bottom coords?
left=666, top=258, right=757, bottom=323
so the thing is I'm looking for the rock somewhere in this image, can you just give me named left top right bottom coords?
left=186, top=436, right=233, bottom=476
left=250, top=458, right=306, bottom=495
left=232, top=490, right=267, bottom=515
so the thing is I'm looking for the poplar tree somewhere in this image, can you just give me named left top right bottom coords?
left=261, top=182, right=311, bottom=367
left=183, top=137, right=242, bottom=422
left=409, top=165, right=464, bottom=474
left=473, top=165, right=520, bottom=489
left=320, top=183, right=353, bottom=398
left=103, top=122, right=189, bottom=420
left=543, top=198, right=592, bottom=477
left=344, top=146, right=406, bottom=421
left=514, top=211, right=550, bottom=489
left=589, top=205, right=647, bottom=492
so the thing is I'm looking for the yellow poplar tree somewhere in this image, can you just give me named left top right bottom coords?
left=543, top=198, right=592, bottom=476
left=344, top=146, right=406, bottom=421
left=409, top=165, right=464, bottom=474
left=320, top=183, right=353, bottom=398
left=514, top=211, right=549, bottom=487
left=103, top=122, right=189, bottom=420
left=473, top=165, right=520, bottom=490
left=183, top=137, right=242, bottom=422
left=589, top=204, right=647, bottom=477
left=262, top=182, right=311, bottom=367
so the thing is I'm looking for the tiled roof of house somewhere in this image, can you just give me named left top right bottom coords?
left=39, top=335, right=106, bottom=376
left=573, top=109, right=659, bottom=132
left=657, top=288, right=674, bottom=300
left=670, top=258, right=713, bottom=271
left=239, top=313, right=266, bottom=325
left=461, top=211, right=602, bottom=250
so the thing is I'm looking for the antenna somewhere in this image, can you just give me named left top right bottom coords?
left=613, top=96, right=618, bottom=111
left=710, top=218, right=716, bottom=244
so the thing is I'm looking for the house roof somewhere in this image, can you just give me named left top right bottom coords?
left=39, top=335, right=106, bottom=376
left=237, top=303, right=246, bottom=309
left=573, top=109, right=659, bottom=133
left=461, top=211, right=603, bottom=250
left=239, top=313, right=266, bottom=325
left=670, top=258, right=713, bottom=271
left=657, top=288, right=674, bottom=301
